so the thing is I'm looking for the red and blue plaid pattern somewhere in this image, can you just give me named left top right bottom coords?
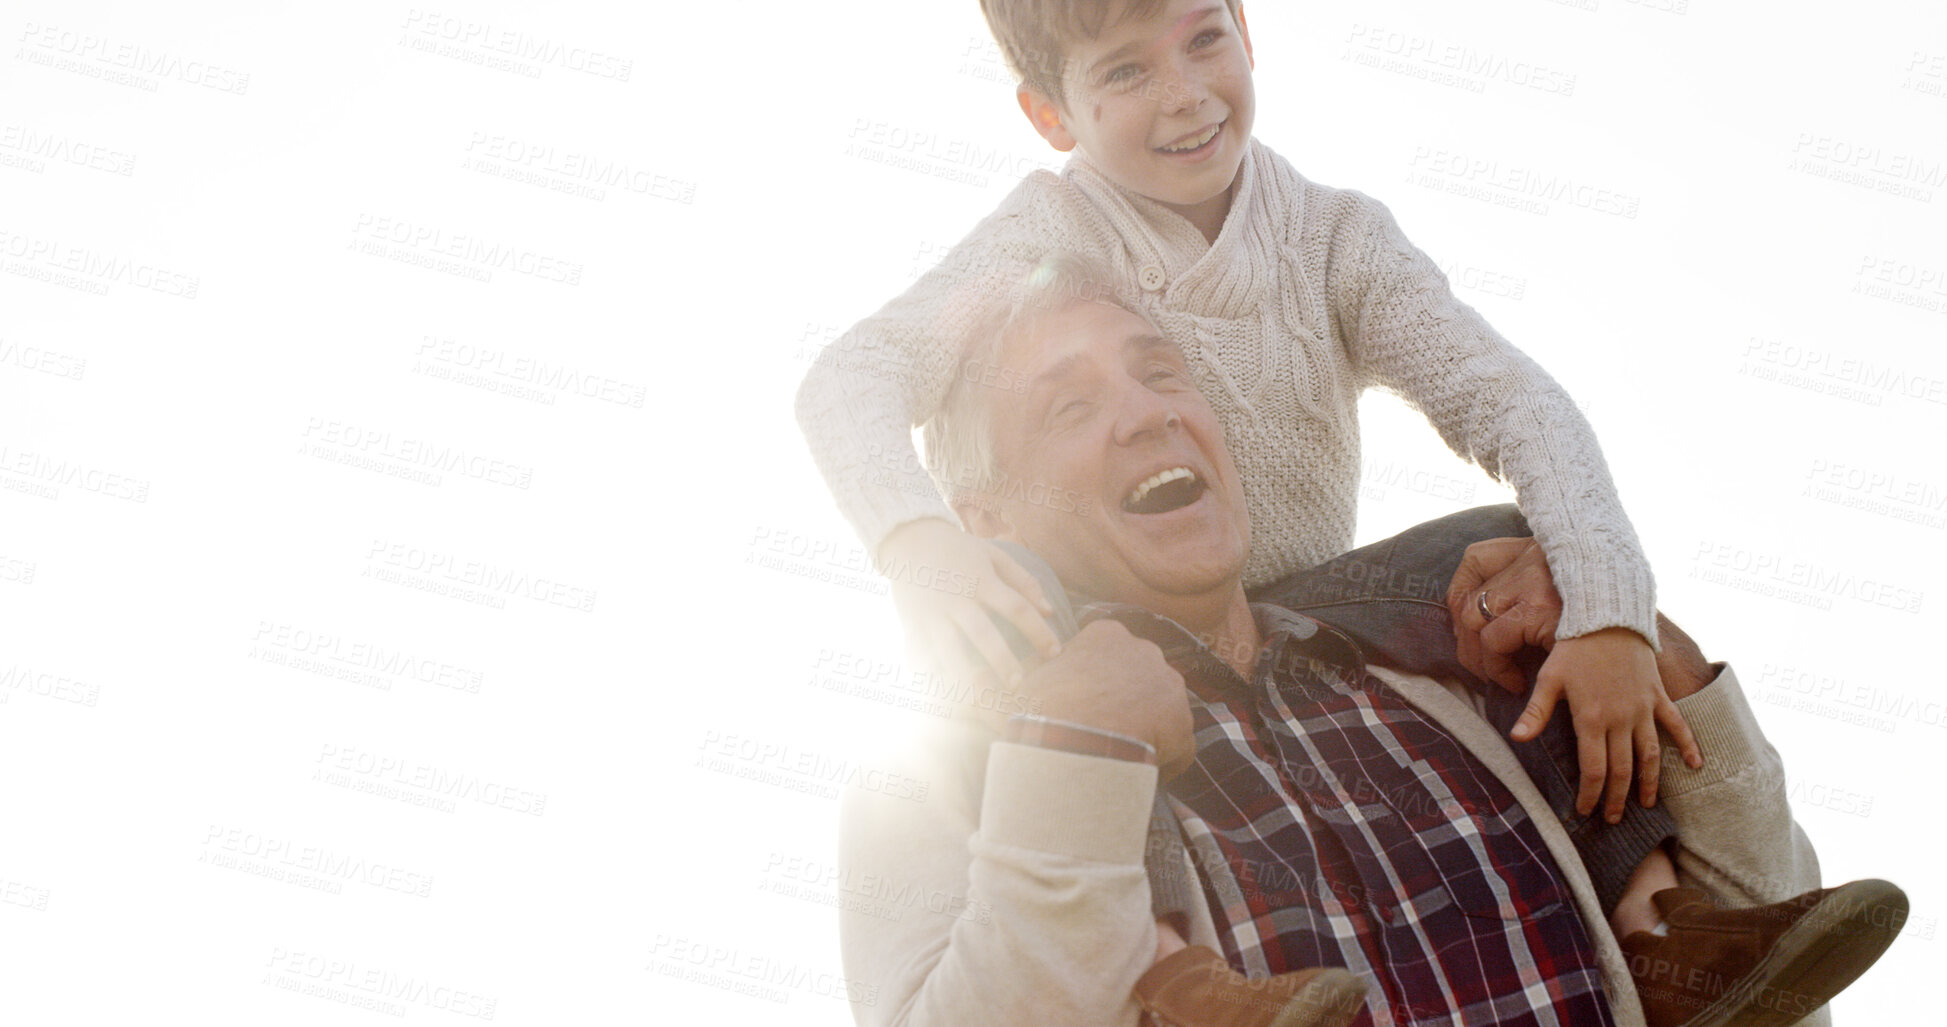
left=1084, top=601, right=1614, bottom=1027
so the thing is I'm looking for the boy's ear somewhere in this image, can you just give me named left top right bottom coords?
left=1236, top=4, right=1254, bottom=69
left=1016, top=86, right=1076, bottom=153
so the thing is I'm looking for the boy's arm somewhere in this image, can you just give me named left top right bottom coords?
left=792, top=176, right=1066, bottom=564
left=1325, top=191, right=1657, bottom=648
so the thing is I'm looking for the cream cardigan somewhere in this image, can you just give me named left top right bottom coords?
left=795, top=139, right=1658, bottom=643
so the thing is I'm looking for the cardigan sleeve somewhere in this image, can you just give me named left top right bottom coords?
left=837, top=725, right=1159, bottom=1027
left=1323, top=189, right=1659, bottom=645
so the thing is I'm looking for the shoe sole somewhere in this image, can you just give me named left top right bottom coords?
left=1682, top=878, right=1908, bottom=1027
left=1271, top=968, right=1368, bottom=1027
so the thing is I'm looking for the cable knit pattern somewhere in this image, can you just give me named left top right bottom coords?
left=793, top=139, right=1657, bottom=643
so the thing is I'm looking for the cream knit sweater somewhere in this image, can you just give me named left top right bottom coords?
left=795, top=139, right=1656, bottom=643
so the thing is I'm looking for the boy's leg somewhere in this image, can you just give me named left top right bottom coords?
left=1248, top=504, right=1675, bottom=914
left=1479, top=686, right=1675, bottom=914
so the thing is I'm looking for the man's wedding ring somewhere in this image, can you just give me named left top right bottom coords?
left=1477, top=591, right=1494, bottom=622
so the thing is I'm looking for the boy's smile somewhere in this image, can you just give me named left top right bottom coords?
left=1017, top=1, right=1256, bottom=241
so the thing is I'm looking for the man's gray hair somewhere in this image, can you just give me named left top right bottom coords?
left=922, top=252, right=1131, bottom=507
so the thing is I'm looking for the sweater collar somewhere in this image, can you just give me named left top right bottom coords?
left=1064, top=137, right=1288, bottom=320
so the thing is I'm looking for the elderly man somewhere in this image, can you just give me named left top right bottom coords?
left=836, top=258, right=1902, bottom=1027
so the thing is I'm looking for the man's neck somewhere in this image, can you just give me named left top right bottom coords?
left=1170, top=590, right=1261, bottom=679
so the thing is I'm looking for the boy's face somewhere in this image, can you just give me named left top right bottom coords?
left=1022, top=1, right=1255, bottom=232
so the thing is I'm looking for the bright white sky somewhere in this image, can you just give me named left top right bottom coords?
left=2, top=0, right=1943, bottom=1023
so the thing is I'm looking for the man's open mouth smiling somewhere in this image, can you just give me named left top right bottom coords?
left=1122, top=466, right=1208, bottom=514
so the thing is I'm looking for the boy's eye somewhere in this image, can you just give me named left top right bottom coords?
left=1103, top=63, right=1140, bottom=85
left=1190, top=29, right=1222, bottom=49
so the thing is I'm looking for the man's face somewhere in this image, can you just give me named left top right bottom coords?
left=1038, top=1, right=1255, bottom=229
left=974, top=300, right=1250, bottom=611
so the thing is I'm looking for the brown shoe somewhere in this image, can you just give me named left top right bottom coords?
left=1621, top=878, right=1907, bottom=1027
left=1135, top=946, right=1366, bottom=1027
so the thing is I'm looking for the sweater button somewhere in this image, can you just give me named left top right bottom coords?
left=1137, top=264, right=1166, bottom=292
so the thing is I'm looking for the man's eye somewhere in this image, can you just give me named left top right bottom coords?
left=1190, top=29, right=1222, bottom=50
left=1104, top=64, right=1140, bottom=85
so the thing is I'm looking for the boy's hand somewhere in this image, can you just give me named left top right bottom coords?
left=1521, top=629, right=1701, bottom=823
left=1448, top=537, right=1704, bottom=822
left=880, top=518, right=1062, bottom=684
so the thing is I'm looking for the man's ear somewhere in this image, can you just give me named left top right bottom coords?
left=1016, top=86, right=1076, bottom=152
left=953, top=495, right=1018, bottom=542
left=1235, top=4, right=1254, bottom=69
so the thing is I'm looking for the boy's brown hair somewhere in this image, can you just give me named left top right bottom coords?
left=978, top=0, right=1245, bottom=104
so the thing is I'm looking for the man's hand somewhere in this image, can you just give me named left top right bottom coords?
left=882, top=518, right=1062, bottom=684
left=1019, top=620, right=1195, bottom=779
left=1447, top=537, right=1703, bottom=822
left=1445, top=537, right=1562, bottom=693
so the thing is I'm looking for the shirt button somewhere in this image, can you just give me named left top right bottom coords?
left=1138, top=264, right=1166, bottom=292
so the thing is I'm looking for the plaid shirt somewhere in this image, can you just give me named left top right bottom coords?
left=1081, top=601, right=1614, bottom=1027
